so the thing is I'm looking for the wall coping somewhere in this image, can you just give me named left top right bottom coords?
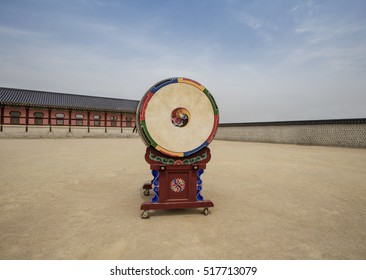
left=219, top=118, right=366, bottom=127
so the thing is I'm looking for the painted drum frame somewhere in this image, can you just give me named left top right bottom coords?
left=137, top=77, right=219, bottom=157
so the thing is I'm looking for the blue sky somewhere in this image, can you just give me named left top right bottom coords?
left=0, top=0, right=365, bottom=122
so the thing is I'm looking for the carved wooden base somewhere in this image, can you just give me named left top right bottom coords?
left=140, top=147, right=214, bottom=218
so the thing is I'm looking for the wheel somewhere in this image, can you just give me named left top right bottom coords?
left=203, top=208, right=209, bottom=216
left=143, top=189, right=150, bottom=196
left=141, top=210, right=150, bottom=219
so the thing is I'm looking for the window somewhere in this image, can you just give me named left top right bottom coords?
left=126, top=116, right=132, bottom=127
left=56, top=113, right=65, bottom=125
left=94, top=115, right=100, bottom=126
left=10, top=111, right=21, bottom=124
left=34, top=112, right=44, bottom=125
left=75, top=114, right=83, bottom=126
left=110, top=116, right=117, bottom=127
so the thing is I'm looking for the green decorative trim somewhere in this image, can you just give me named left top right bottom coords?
left=203, top=88, right=219, bottom=115
left=149, top=152, right=175, bottom=164
left=149, top=151, right=207, bottom=165
left=183, top=153, right=207, bottom=164
left=141, top=120, right=157, bottom=147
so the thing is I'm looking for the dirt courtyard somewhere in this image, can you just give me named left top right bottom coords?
left=0, top=138, right=365, bottom=259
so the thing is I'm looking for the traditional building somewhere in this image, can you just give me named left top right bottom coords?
left=0, top=87, right=139, bottom=137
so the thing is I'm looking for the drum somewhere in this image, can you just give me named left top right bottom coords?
left=137, top=77, right=219, bottom=157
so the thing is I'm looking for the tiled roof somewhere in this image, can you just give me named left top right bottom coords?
left=0, top=87, right=139, bottom=112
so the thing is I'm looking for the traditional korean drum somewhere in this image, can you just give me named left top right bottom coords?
left=136, top=77, right=219, bottom=157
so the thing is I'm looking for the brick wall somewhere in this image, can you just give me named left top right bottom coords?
left=215, top=119, right=366, bottom=148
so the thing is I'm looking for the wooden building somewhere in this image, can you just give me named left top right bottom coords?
left=0, top=87, right=139, bottom=136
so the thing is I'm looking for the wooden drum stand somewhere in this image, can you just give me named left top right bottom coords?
left=141, top=146, right=213, bottom=218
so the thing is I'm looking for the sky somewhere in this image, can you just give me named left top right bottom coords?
left=0, top=0, right=365, bottom=122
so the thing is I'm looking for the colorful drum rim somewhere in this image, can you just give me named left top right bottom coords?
left=137, top=77, right=219, bottom=157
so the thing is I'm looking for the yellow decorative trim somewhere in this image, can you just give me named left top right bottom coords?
left=155, top=145, right=184, bottom=157
left=178, top=78, right=205, bottom=91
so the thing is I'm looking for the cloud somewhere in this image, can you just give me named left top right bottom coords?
left=0, top=26, right=40, bottom=37
left=228, top=9, right=277, bottom=43
left=291, top=0, right=317, bottom=16
left=233, top=11, right=262, bottom=29
left=0, top=15, right=223, bottom=100
left=295, top=17, right=366, bottom=44
left=278, top=0, right=366, bottom=77
left=291, top=0, right=366, bottom=46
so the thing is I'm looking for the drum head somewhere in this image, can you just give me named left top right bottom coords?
left=137, top=77, right=219, bottom=157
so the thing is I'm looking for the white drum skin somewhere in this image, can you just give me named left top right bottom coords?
left=137, top=77, right=219, bottom=157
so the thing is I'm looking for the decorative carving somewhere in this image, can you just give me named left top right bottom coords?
left=196, top=169, right=204, bottom=201
left=170, top=178, right=186, bottom=192
left=183, top=153, right=207, bottom=164
left=149, top=151, right=207, bottom=165
left=149, top=152, right=175, bottom=164
left=151, top=170, right=159, bottom=203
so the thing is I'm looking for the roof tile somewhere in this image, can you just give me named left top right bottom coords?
left=0, top=87, right=139, bottom=112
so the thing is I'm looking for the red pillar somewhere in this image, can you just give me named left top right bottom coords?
left=0, top=106, right=4, bottom=132
left=87, top=111, right=90, bottom=133
left=68, top=109, right=72, bottom=133
left=104, top=112, right=107, bottom=133
left=120, top=112, right=123, bottom=133
left=25, top=107, right=29, bottom=132
left=48, top=108, right=52, bottom=132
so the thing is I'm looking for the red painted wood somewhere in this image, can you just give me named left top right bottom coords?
left=141, top=200, right=214, bottom=210
left=141, top=146, right=214, bottom=213
left=0, top=106, right=4, bottom=131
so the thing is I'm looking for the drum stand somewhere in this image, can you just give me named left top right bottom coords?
left=140, top=146, right=214, bottom=218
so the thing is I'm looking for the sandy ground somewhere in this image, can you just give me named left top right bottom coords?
left=0, top=138, right=365, bottom=260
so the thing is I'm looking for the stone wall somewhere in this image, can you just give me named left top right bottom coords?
left=3, top=119, right=366, bottom=147
left=215, top=119, right=366, bottom=148
left=0, top=125, right=138, bottom=138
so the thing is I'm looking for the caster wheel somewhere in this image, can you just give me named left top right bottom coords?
left=141, top=210, right=150, bottom=219
left=143, top=189, right=150, bottom=196
left=203, top=208, right=209, bottom=216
